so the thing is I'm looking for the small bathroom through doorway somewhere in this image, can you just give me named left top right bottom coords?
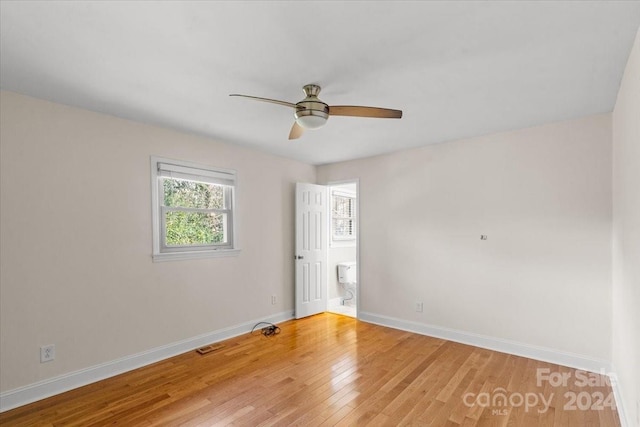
left=326, top=181, right=358, bottom=318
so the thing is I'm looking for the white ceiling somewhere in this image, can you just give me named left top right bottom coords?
left=1, top=1, right=639, bottom=165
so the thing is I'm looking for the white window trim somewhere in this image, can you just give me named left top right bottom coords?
left=151, top=156, right=240, bottom=262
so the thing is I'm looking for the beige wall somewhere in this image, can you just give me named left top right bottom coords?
left=0, top=91, right=315, bottom=392
left=318, top=114, right=613, bottom=361
left=612, top=28, right=640, bottom=427
left=0, top=86, right=623, bottom=410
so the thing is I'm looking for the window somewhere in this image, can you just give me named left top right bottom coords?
left=151, top=157, right=239, bottom=261
left=331, top=190, right=356, bottom=242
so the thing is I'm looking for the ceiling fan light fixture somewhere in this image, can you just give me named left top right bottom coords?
left=294, top=109, right=329, bottom=129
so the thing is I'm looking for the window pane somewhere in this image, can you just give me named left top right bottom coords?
left=165, top=211, right=226, bottom=246
left=333, top=218, right=353, bottom=237
left=333, top=196, right=353, bottom=217
left=163, top=178, right=224, bottom=209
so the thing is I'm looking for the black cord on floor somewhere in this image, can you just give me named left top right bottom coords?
left=251, top=322, right=281, bottom=337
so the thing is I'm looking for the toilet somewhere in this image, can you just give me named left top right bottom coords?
left=337, top=261, right=357, bottom=306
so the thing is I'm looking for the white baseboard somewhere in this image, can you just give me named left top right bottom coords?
left=0, top=310, right=294, bottom=413
left=358, top=311, right=611, bottom=374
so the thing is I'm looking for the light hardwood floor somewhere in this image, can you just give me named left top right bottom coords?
left=0, top=313, right=621, bottom=426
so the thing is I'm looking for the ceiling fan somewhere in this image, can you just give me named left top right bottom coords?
left=230, top=84, right=402, bottom=140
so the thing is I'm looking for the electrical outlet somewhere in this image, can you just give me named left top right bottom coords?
left=271, top=295, right=277, bottom=305
left=415, top=302, right=423, bottom=313
left=40, top=344, right=55, bottom=363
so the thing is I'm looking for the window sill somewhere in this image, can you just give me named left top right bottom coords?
left=330, top=240, right=356, bottom=248
left=153, top=248, right=241, bottom=262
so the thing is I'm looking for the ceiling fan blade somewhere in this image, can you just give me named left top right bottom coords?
left=229, top=94, right=297, bottom=109
left=329, top=105, right=402, bottom=119
left=289, top=122, right=304, bottom=140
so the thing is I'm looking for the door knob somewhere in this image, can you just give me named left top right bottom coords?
left=295, top=255, right=304, bottom=260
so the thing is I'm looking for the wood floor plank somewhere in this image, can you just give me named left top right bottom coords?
left=0, top=313, right=621, bottom=426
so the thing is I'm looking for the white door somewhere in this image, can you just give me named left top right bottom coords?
left=295, top=183, right=328, bottom=318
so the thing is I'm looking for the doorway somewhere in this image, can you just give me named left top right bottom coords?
left=294, top=181, right=358, bottom=319
left=326, top=182, right=358, bottom=318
